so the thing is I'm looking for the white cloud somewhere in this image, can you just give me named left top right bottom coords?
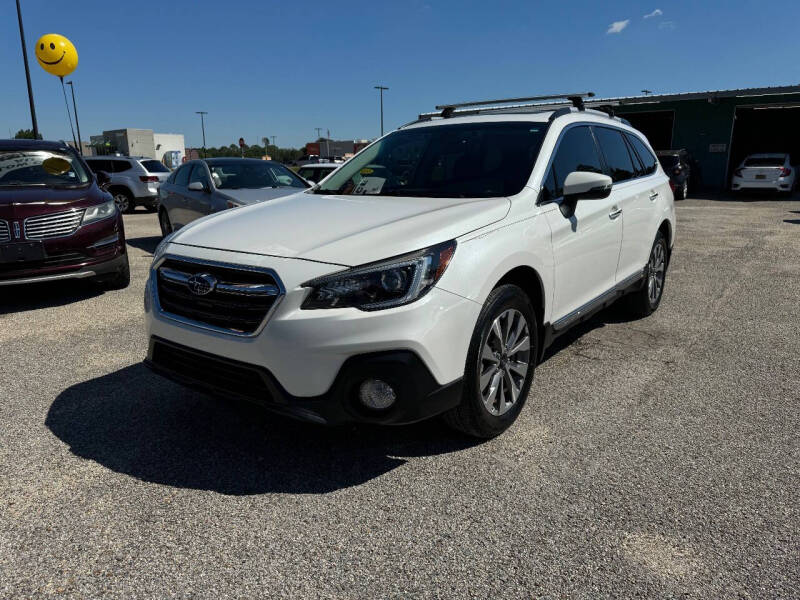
left=659, top=20, right=676, bottom=30
left=644, top=9, right=663, bottom=19
left=607, top=19, right=630, bottom=34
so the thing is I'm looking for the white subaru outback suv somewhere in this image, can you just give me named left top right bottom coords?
left=144, top=94, right=675, bottom=438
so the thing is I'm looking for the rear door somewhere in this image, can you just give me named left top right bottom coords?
left=542, top=125, right=623, bottom=322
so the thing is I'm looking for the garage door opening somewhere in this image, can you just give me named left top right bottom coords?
left=616, top=110, right=675, bottom=150
left=728, top=105, right=800, bottom=181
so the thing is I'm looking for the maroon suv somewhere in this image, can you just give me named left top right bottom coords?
left=0, top=139, right=129, bottom=288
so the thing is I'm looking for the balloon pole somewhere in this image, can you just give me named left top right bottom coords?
left=59, top=76, right=79, bottom=151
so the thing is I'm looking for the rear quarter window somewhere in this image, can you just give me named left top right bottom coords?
left=627, top=133, right=658, bottom=175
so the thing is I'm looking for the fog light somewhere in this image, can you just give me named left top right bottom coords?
left=358, top=379, right=396, bottom=410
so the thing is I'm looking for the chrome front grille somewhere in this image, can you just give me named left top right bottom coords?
left=0, top=220, right=9, bottom=243
left=155, top=256, right=284, bottom=336
left=24, top=209, right=84, bottom=240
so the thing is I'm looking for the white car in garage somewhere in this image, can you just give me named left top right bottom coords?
left=731, top=153, right=795, bottom=194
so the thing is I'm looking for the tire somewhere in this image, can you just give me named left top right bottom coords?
left=623, top=231, right=668, bottom=318
left=100, top=253, right=130, bottom=290
left=678, top=180, right=688, bottom=200
left=159, top=208, right=173, bottom=238
left=443, top=284, right=537, bottom=439
left=112, top=189, right=134, bottom=214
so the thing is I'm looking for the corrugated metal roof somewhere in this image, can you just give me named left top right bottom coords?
left=582, top=85, right=800, bottom=106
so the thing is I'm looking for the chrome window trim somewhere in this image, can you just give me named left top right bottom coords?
left=151, top=253, right=286, bottom=338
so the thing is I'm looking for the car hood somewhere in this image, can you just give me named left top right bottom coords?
left=217, top=187, right=304, bottom=205
left=171, top=191, right=510, bottom=266
left=0, top=186, right=104, bottom=219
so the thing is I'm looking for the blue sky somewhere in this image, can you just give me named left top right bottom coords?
left=2, top=0, right=798, bottom=149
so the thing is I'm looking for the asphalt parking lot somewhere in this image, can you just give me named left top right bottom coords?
left=1, top=196, right=798, bottom=598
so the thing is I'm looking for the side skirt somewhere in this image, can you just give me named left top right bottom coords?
left=540, top=268, right=646, bottom=356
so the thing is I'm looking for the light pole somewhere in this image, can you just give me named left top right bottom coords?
left=374, top=85, right=388, bottom=136
left=195, top=111, right=207, bottom=158
left=271, top=135, right=276, bottom=148
left=65, top=81, right=82, bottom=154
left=16, top=0, right=39, bottom=138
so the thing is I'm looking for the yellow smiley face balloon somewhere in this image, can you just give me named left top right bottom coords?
left=35, top=34, right=78, bottom=78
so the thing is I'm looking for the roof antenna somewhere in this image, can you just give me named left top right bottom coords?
left=567, top=92, right=594, bottom=111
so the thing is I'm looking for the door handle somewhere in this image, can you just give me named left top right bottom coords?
left=649, top=192, right=659, bottom=201
left=609, top=207, right=622, bottom=219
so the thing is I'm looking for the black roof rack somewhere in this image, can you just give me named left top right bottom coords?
left=433, top=92, right=595, bottom=118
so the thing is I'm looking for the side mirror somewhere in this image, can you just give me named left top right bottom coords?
left=95, top=170, right=111, bottom=188
left=559, top=171, right=613, bottom=218
left=187, top=181, right=209, bottom=192
left=562, top=171, right=613, bottom=201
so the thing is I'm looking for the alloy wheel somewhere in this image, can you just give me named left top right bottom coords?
left=114, top=193, right=130, bottom=213
left=479, top=308, right=531, bottom=416
left=648, top=241, right=666, bottom=305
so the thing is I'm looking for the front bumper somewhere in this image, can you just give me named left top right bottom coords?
left=0, top=215, right=126, bottom=285
left=145, top=336, right=463, bottom=425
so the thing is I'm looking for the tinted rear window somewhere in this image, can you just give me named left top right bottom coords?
left=140, top=160, right=170, bottom=173
left=111, top=160, right=133, bottom=173
left=743, top=157, right=784, bottom=167
left=594, top=127, right=636, bottom=182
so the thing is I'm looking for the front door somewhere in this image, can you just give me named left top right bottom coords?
left=540, top=125, right=623, bottom=323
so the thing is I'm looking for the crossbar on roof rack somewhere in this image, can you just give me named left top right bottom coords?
left=435, top=92, right=595, bottom=111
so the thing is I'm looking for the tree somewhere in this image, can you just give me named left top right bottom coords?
left=14, top=128, right=43, bottom=140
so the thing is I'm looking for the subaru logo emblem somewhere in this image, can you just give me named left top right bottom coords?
left=13, top=222, right=21, bottom=239
left=187, top=273, right=217, bottom=296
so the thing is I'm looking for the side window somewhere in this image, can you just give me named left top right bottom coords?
left=111, top=160, right=132, bottom=173
left=625, top=133, right=658, bottom=176
left=546, top=125, right=604, bottom=198
left=174, top=164, right=191, bottom=187
left=87, top=159, right=109, bottom=173
left=189, top=163, right=210, bottom=187
left=625, top=136, right=645, bottom=177
left=595, top=127, right=636, bottom=182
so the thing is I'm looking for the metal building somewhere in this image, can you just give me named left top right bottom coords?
left=580, top=85, right=800, bottom=191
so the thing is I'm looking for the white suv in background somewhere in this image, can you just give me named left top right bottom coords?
left=144, top=94, right=675, bottom=438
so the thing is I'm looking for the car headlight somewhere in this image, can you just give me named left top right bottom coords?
left=82, top=200, right=116, bottom=224
left=301, top=240, right=456, bottom=311
left=152, top=231, right=177, bottom=265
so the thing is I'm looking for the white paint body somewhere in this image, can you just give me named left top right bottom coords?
left=145, top=111, right=675, bottom=397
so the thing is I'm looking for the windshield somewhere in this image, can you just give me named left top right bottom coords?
left=743, top=157, right=784, bottom=167
left=0, top=149, right=91, bottom=188
left=207, top=161, right=308, bottom=190
left=315, top=122, right=547, bottom=198
left=140, top=159, right=170, bottom=173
